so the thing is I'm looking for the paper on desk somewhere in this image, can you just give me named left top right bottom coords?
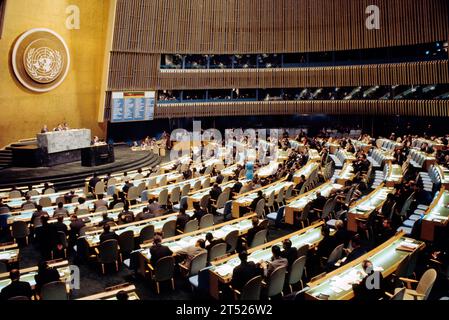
left=215, top=265, right=233, bottom=277
left=0, top=253, right=12, bottom=260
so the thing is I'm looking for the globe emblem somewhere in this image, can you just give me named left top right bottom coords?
left=24, top=40, right=63, bottom=84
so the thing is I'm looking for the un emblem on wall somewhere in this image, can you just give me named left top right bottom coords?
left=12, top=29, right=70, bottom=92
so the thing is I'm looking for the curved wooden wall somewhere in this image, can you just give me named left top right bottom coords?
left=103, top=0, right=449, bottom=118
left=112, top=0, right=448, bottom=53
left=155, top=100, right=449, bottom=118
left=107, top=60, right=449, bottom=91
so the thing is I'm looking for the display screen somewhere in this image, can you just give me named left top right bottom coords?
left=111, top=91, right=155, bottom=122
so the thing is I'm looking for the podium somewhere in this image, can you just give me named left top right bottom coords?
left=81, top=144, right=115, bottom=167
left=37, top=129, right=91, bottom=166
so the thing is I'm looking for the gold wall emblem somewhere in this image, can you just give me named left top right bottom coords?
left=12, top=28, right=70, bottom=92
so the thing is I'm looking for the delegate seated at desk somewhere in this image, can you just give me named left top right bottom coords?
left=231, top=251, right=263, bottom=292
left=352, top=260, right=385, bottom=301
left=0, top=270, right=33, bottom=301
left=149, top=235, right=173, bottom=267
left=259, top=245, right=288, bottom=277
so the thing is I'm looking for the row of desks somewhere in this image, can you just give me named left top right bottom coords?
left=5, top=174, right=213, bottom=225
left=77, top=284, right=139, bottom=300
left=285, top=182, right=344, bottom=225
left=304, top=232, right=425, bottom=300
left=347, top=184, right=395, bottom=232
left=138, top=214, right=258, bottom=276
left=231, top=180, right=295, bottom=218
left=0, top=260, right=71, bottom=293
left=421, top=188, right=449, bottom=241
left=208, top=222, right=325, bottom=299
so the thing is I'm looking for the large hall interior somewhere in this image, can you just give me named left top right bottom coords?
left=0, top=0, right=448, bottom=304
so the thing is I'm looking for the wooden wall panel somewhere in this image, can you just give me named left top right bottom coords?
left=107, top=52, right=159, bottom=90
left=111, top=0, right=449, bottom=54
left=107, top=60, right=449, bottom=91
left=154, top=100, right=449, bottom=118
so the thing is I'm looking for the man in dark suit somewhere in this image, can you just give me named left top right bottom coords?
left=231, top=251, right=263, bottom=291
left=176, top=208, right=190, bottom=232
left=54, top=215, right=68, bottom=235
left=315, top=226, right=337, bottom=259
left=215, top=171, right=224, bottom=184
left=352, top=260, right=385, bottom=301
left=39, top=215, right=58, bottom=260
left=294, top=175, right=306, bottom=193
left=149, top=235, right=173, bottom=266
left=209, top=183, right=222, bottom=202
left=191, top=202, right=207, bottom=221
left=343, top=234, right=367, bottom=265
left=68, top=214, right=85, bottom=247
left=35, top=262, right=61, bottom=295
left=243, top=217, right=261, bottom=248
left=122, top=180, right=134, bottom=194
left=311, top=192, right=327, bottom=219
left=205, top=232, right=224, bottom=252
left=286, top=168, right=296, bottom=182
left=88, top=173, right=100, bottom=193
left=98, top=212, right=115, bottom=227
left=334, top=220, right=350, bottom=247
left=99, top=224, right=119, bottom=243
left=250, top=191, right=265, bottom=211
left=281, top=239, right=298, bottom=267
left=0, top=269, right=32, bottom=300
left=108, top=194, right=123, bottom=210
left=231, top=177, right=243, bottom=196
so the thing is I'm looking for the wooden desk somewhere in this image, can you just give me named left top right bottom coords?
left=231, top=180, right=294, bottom=218
left=4, top=189, right=85, bottom=210
left=293, top=162, right=319, bottom=184
left=347, top=184, right=394, bottom=232
left=284, top=182, right=343, bottom=225
left=187, top=179, right=250, bottom=209
left=145, top=176, right=212, bottom=200
left=334, top=162, right=355, bottom=185
left=208, top=222, right=325, bottom=299
left=0, top=243, right=19, bottom=265
left=77, top=284, right=139, bottom=300
left=83, top=210, right=197, bottom=248
left=304, top=233, right=425, bottom=300
left=421, top=188, right=449, bottom=241
left=385, top=162, right=403, bottom=187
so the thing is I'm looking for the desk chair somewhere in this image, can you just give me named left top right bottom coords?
left=118, top=230, right=135, bottom=257
left=233, top=275, right=263, bottom=300
left=208, top=243, right=227, bottom=262
left=287, top=255, right=306, bottom=292
left=96, top=239, right=121, bottom=274
left=199, top=214, right=214, bottom=229
left=394, top=268, right=437, bottom=300
left=138, top=225, right=154, bottom=245
left=265, top=265, right=287, bottom=299
left=249, top=229, right=267, bottom=248
left=40, top=281, right=69, bottom=300
left=148, top=256, right=175, bottom=294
